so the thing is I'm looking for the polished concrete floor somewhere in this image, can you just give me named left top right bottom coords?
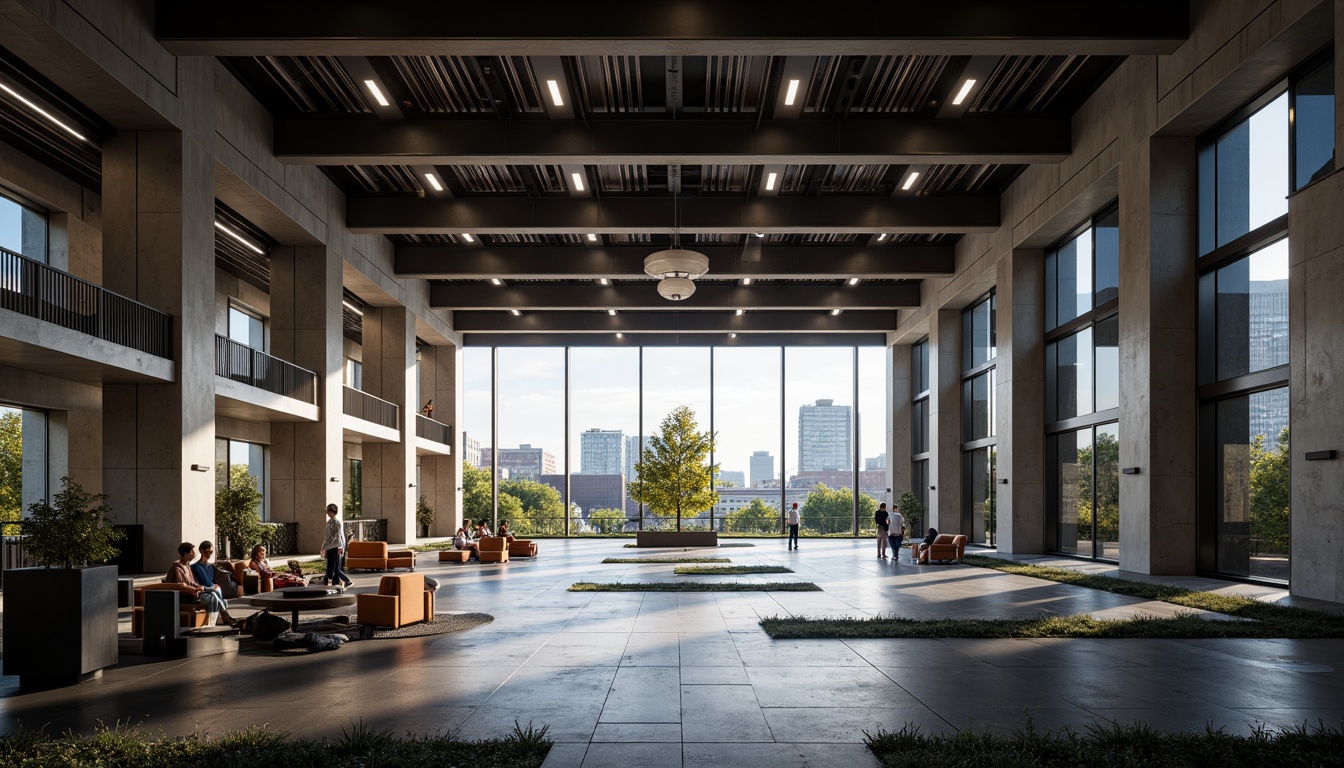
left=3, top=538, right=1343, bottom=768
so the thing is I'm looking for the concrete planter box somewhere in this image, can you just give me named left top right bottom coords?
left=636, top=531, right=718, bottom=547
left=3, top=565, right=119, bottom=686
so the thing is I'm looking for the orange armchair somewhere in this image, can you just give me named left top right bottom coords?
left=130, top=583, right=208, bottom=638
left=508, top=539, right=538, bottom=558
left=227, top=560, right=274, bottom=595
left=357, top=573, right=434, bottom=629
left=478, top=536, right=509, bottom=563
left=918, top=534, right=968, bottom=564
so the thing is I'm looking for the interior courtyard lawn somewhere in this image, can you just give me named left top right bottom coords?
left=570, top=581, right=820, bottom=592
left=865, top=721, right=1344, bottom=767
left=673, top=565, right=793, bottom=575
left=0, top=721, right=552, bottom=768
left=601, top=557, right=731, bottom=563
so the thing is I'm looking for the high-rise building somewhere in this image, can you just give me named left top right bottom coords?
left=484, top=444, right=556, bottom=481
left=625, top=435, right=646, bottom=482
left=579, top=428, right=625, bottom=474
left=798, top=399, right=851, bottom=471
left=718, top=470, right=745, bottom=487
left=749, top=451, right=775, bottom=487
left=461, top=432, right=481, bottom=468
left=864, top=453, right=887, bottom=471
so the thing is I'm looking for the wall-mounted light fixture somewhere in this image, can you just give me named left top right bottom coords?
left=330, top=477, right=339, bottom=482
left=1305, top=450, right=1336, bottom=461
left=190, top=464, right=209, bottom=472
left=1121, top=467, right=1140, bottom=475
left=998, top=478, right=1009, bottom=484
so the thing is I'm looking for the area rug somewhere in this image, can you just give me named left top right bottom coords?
left=248, top=612, right=493, bottom=652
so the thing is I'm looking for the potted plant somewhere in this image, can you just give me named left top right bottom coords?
left=3, top=477, right=123, bottom=687
left=416, top=495, right=434, bottom=538
left=215, top=466, right=263, bottom=560
left=897, top=490, right=925, bottom=536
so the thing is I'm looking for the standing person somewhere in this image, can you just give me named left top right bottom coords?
left=321, top=503, right=352, bottom=590
left=874, top=503, right=890, bottom=559
left=785, top=502, right=801, bottom=550
left=888, top=505, right=907, bottom=563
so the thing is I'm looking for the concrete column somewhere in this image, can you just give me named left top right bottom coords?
left=995, top=249, right=1046, bottom=553
left=100, top=131, right=216, bottom=567
left=417, top=343, right=462, bottom=539
left=1287, top=27, right=1344, bottom=597
left=269, top=245, right=343, bottom=555
left=362, top=305, right=416, bottom=544
left=888, top=344, right=912, bottom=502
left=928, top=309, right=962, bottom=533
left=1118, top=136, right=1198, bottom=575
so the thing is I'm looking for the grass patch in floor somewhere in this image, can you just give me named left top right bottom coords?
left=759, top=612, right=1320, bottom=639
left=602, top=557, right=731, bottom=564
left=962, top=554, right=1344, bottom=637
left=0, top=720, right=551, bottom=768
left=410, top=540, right=457, bottom=552
left=571, top=581, right=819, bottom=592
left=674, top=565, right=793, bottom=575
left=865, top=720, right=1344, bottom=768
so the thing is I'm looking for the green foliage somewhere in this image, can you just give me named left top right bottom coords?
left=602, top=557, right=731, bottom=563
left=0, top=409, right=20, bottom=535
left=723, top=497, right=779, bottom=534
left=800, top=483, right=877, bottom=535
left=0, top=719, right=553, bottom=768
left=627, top=405, right=718, bottom=531
left=21, top=477, right=123, bottom=569
left=570, top=581, right=821, bottom=592
left=462, top=461, right=494, bottom=523
left=343, top=458, right=362, bottom=518
left=1074, top=432, right=1119, bottom=544
left=416, top=495, right=435, bottom=529
left=1250, top=427, right=1290, bottom=554
left=215, top=464, right=264, bottom=556
left=586, top=507, right=628, bottom=534
left=896, top=490, right=924, bottom=534
left=501, top=477, right=564, bottom=535
left=864, top=719, right=1344, bottom=767
left=674, top=565, right=793, bottom=575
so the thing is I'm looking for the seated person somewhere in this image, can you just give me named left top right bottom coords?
left=249, top=544, right=305, bottom=588
left=497, top=521, right=514, bottom=541
left=475, top=522, right=493, bottom=539
left=915, top=527, right=939, bottom=560
left=169, top=541, right=240, bottom=627
left=453, top=526, right=480, bottom=560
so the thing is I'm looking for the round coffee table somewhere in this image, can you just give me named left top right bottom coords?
left=247, top=590, right=357, bottom=628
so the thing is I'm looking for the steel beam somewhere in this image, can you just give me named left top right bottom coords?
left=461, top=333, right=890, bottom=347
left=395, top=244, right=953, bottom=280
left=429, top=282, right=920, bottom=310
left=350, top=196, right=999, bottom=235
left=158, top=1, right=1188, bottom=56
left=274, top=116, right=1070, bottom=165
left=453, top=310, right=898, bottom=333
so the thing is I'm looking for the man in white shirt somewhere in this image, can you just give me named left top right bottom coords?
left=888, top=507, right=908, bottom=562
left=785, top=502, right=801, bottom=550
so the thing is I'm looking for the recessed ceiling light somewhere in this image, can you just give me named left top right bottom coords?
left=616, top=332, right=623, bottom=339
left=462, top=233, right=475, bottom=243
left=214, top=221, right=264, bottom=255
left=363, top=79, right=390, bottom=107
left=877, top=233, right=888, bottom=241
left=423, top=173, right=443, bottom=192
left=341, top=299, right=364, bottom=316
left=830, top=309, right=842, bottom=316
left=546, top=79, right=565, bottom=107
left=951, top=78, right=977, bottom=106
left=587, top=233, right=598, bottom=242
left=847, top=277, right=860, bottom=286
left=608, top=309, right=617, bottom=316
left=0, top=81, right=87, bottom=141
left=902, top=171, right=921, bottom=191
left=764, top=172, right=777, bottom=191
left=489, top=278, right=502, bottom=286
left=729, top=332, right=737, bottom=338
left=735, top=309, right=745, bottom=316
left=510, top=309, right=521, bottom=316
left=570, top=172, right=585, bottom=191
left=783, top=79, right=800, bottom=106
left=741, top=278, right=753, bottom=286
left=598, top=278, right=610, bottom=286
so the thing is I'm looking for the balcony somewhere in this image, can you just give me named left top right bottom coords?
left=343, top=385, right=399, bottom=442
left=0, top=246, right=174, bottom=382
left=415, top=414, right=453, bottom=457
left=214, top=334, right=319, bottom=422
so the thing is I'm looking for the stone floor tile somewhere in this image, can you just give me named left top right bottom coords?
left=580, top=741, right=682, bottom=768
left=681, top=685, right=773, bottom=742
left=761, top=706, right=954, bottom=742
left=682, top=742, right=882, bottom=767
left=591, top=722, right=683, bottom=742
left=599, top=667, right=681, bottom=723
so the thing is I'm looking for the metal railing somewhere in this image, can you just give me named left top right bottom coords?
left=0, top=246, right=172, bottom=358
left=343, top=385, right=399, bottom=429
left=215, top=334, right=318, bottom=404
left=415, top=414, right=453, bottom=445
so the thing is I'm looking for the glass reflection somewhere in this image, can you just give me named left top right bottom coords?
left=1054, top=328, right=1094, bottom=420
left=1294, top=58, right=1335, bottom=189
left=1094, top=316, right=1119, bottom=412
left=1215, top=92, right=1288, bottom=247
left=1215, top=388, right=1290, bottom=581
left=962, top=446, right=996, bottom=545
left=1215, top=239, right=1289, bottom=381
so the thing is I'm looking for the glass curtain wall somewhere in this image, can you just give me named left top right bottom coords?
left=785, top=348, right=859, bottom=536
left=712, top=347, right=782, bottom=535
left=496, top=348, right=566, bottom=535
left=961, top=294, right=996, bottom=545
left=461, top=347, right=493, bottom=534
left=215, top=438, right=266, bottom=520
left=641, top=348, right=711, bottom=530
left=1195, top=55, right=1318, bottom=581
left=910, top=340, right=930, bottom=515
left=1044, top=204, right=1121, bottom=560
left=569, top=348, right=639, bottom=534
left=857, top=346, right=888, bottom=536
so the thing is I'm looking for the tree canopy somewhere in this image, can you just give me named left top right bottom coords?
left=0, top=410, right=21, bottom=535
left=801, top=483, right=877, bottom=535
left=628, top=405, right=718, bottom=531
left=723, top=498, right=778, bottom=535
left=586, top=507, right=628, bottom=534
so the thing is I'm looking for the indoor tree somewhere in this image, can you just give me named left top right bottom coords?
left=215, top=464, right=263, bottom=559
left=628, top=405, right=718, bottom=532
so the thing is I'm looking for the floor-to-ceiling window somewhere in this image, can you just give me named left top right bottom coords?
left=0, top=405, right=47, bottom=534
left=461, top=347, right=493, bottom=533
left=1195, top=48, right=1328, bottom=582
left=857, top=346, right=888, bottom=536
left=0, top=191, right=47, bottom=263
left=215, top=438, right=266, bottom=521
left=961, top=293, right=996, bottom=545
left=910, top=339, right=930, bottom=517
left=712, top=347, right=782, bottom=535
left=786, top=347, right=859, bottom=536
left=569, top=347, right=639, bottom=534
left=497, top=348, right=566, bottom=535
left=1044, top=204, right=1121, bottom=560
left=641, top=347, right=711, bottom=530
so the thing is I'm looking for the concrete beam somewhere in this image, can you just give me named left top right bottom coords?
left=430, top=281, right=920, bottom=310
left=452, top=310, right=898, bottom=333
